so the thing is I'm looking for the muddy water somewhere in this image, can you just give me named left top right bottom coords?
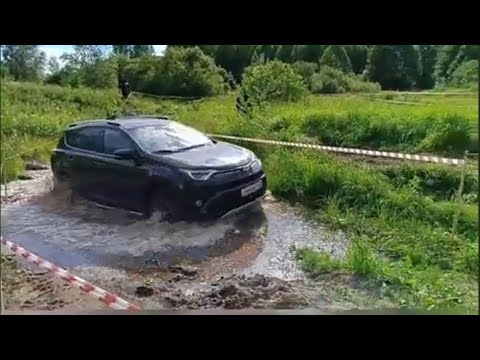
left=1, top=170, right=354, bottom=310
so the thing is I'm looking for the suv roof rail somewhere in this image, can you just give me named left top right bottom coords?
left=110, top=114, right=171, bottom=120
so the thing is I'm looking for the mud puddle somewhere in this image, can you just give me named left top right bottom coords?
left=1, top=169, right=362, bottom=311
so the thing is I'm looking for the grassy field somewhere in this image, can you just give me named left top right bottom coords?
left=1, top=81, right=478, bottom=312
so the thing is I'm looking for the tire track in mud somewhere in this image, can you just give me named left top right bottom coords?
left=1, top=169, right=365, bottom=311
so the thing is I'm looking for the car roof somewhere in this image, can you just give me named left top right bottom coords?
left=67, top=116, right=174, bottom=131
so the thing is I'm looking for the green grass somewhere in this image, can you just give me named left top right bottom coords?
left=153, top=89, right=478, bottom=156
left=272, top=149, right=478, bottom=311
left=1, top=81, right=478, bottom=312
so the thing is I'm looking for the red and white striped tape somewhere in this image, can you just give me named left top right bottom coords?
left=210, top=134, right=465, bottom=166
left=0, top=236, right=141, bottom=311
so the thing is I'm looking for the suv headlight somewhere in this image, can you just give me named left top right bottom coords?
left=251, top=157, right=262, bottom=172
left=185, top=170, right=215, bottom=181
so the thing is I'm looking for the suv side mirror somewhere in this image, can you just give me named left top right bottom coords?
left=113, top=148, right=138, bottom=160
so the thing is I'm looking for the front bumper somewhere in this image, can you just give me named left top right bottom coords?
left=220, top=194, right=266, bottom=219
left=198, top=174, right=267, bottom=219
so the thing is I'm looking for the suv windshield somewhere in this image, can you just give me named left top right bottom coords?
left=129, top=122, right=212, bottom=153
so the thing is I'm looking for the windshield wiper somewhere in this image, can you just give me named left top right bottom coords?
left=152, top=143, right=209, bottom=155
left=152, top=149, right=176, bottom=154
left=177, top=143, right=209, bottom=152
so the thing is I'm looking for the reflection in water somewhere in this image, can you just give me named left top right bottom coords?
left=3, top=186, right=347, bottom=282
left=1, top=192, right=268, bottom=269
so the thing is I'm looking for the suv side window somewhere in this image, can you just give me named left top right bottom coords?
left=103, top=128, right=135, bottom=155
left=66, top=127, right=104, bottom=153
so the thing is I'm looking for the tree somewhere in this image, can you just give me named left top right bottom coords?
left=303, top=45, right=325, bottom=62
left=210, top=45, right=256, bottom=82
left=61, top=45, right=109, bottom=68
left=276, top=45, right=295, bottom=63
left=417, top=45, right=437, bottom=89
left=344, top=45, right=369, bottom=74
left=320, top=46, right=352, bottom=73
left=122, top=55, right=162, bottom=92
left=153, top=46, right=226, bottom=97
left=83, top=58, right=118, bottom=88
left=292, top=45, right=325, bottom=62
left=1, top=45, right=46, bottom=82
left=112, top=45, right=134, bottom=57
left=132, top=45, right=155, bottom=58
left=434, top=45, right=462, bottom=85
left=365, top=45, right=403, bottom=90
left=55, top=46, right=116, bottom=88
left=47, top=56, right=61, bottom=75
left=395, top=45, right=420, bottom=89
left=254, top=45, right=278, bottom=61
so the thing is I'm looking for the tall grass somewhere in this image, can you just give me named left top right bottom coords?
left=265, top=148, right=478, bottom=310
left=1, top=82, right=126, bottom=182
left=151, top=89, right=478, bottom=156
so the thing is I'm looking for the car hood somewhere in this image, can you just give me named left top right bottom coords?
left=155, top=142, right=254, bottom=170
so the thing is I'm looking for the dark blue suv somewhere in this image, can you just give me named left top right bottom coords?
left=50, top=116, right=267, bottom=221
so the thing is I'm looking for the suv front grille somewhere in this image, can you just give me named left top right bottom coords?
left=211, top=162, right=262, bottom=183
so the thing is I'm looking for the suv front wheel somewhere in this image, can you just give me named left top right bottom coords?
left=146, top=188, right=176, bottom=223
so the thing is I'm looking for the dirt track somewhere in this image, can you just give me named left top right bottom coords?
left=1, top=168, right=395, bottom=313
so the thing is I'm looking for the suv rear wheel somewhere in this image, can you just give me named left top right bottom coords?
left=52, top=171, right=77, bottom=204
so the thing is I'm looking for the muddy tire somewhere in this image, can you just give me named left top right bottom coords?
left=52, top=175, right=70, bottom=193
left=52, top=174, right=77, bottom=205
left=146, top=188, right=176, bottom=222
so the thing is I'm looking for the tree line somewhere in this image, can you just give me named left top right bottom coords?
left=1, top=45, right=478, bottom=96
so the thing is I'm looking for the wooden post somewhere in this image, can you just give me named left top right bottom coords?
left=0, top=163, right=6, bottom=201
left=451, top=151, right=468, bottom=240
left=0, top=258, right=4, bottom=313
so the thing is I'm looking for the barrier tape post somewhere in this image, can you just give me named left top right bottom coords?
left=0, top=237, right=141, bottom=311
left=451, top=151, right=468, bottom=241
left=0, top=251, right=5, bottom=313
left=1, top=163, right=7, bottom=200
left=1, top=162, right=4, bottom=312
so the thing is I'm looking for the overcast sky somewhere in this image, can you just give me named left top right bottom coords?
left=39, top=45, right=167, bottom=63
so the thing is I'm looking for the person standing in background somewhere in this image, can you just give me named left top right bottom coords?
left=118, top=76, right=131, bottom=100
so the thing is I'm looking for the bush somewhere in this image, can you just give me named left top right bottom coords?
left=82, top=58, right=118, bottom=89
left=152, top=47, right=226, bottom=97
left=345, top=74, right=381, bottom=93
left=311, top=66, right=380, bottom=94
left=311, top=69, right=347, bottom=93
left=239, top=60, right=308, bottom=105
left=122, top=55, right=161, bottom=93
left=449, top=60, right=479, bottom=88
left=292, top=61, right=318, bottom=90
left=45, top=58, right=118, bottom=90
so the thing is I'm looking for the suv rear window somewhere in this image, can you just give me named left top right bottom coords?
left=66, top=127, right=104, bottom=152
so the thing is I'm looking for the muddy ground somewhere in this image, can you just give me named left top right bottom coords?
left=1, top=168, right=395, bottom=313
